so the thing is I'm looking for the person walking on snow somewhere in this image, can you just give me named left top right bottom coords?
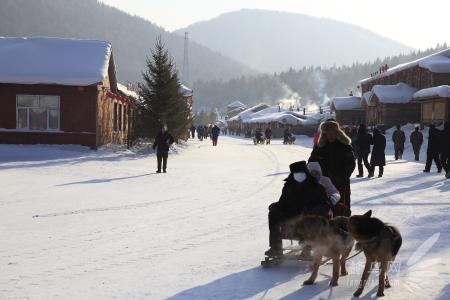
left=190, top=125, right=196, bottom=139
left=152, top=125, right=174, bottom=173
left=410, top=126, right=423, bottom=161
left=370, top=128, right=386, bottom=178
left=354, top=124, right=373, bottom=177
left=424, top=124, right=442, bottom=173
left=265, top=127, right=272, bottom=144
left=441, top=121, right=450, bottom=178
left=309, top=120, right=356, bottom=217
left=392, top=125, right=406, bottom=160
left=197, top=125, right=204, bottom=141
left=211, top=124, right=220, bottom=146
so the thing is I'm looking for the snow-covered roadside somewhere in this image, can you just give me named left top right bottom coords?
left=1, top=133, right=450, bottom=299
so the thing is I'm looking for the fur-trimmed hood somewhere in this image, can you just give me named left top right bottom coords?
left=317, top=120, right=352, bottom=147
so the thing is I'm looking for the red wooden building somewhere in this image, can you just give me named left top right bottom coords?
left=0, top=37, right=135, bottom=149
left=360, top=48, right=450, bottom=126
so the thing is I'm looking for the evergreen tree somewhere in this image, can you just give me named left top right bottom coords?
left=137, top=36, right=191, bottom=140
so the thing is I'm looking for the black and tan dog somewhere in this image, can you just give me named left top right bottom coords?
left=293, top=215, right=354, bottom=286
left=348, top=210, right=402, bottom=297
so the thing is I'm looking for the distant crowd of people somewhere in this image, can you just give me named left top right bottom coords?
left=341, top=122, right=450, bottom=179
left=189, top=124, right=221, bottom=146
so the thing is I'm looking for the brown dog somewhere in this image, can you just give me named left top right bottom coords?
left=294, top=215, right=354, bottom=286
left=348, top=210, right=402, bottom=297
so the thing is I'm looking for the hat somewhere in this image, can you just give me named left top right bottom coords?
left=307, top=161, right=322, bottom=177
left=289, top=161, right=312, bottom=176
left=317, top=120, right=351, bottom=147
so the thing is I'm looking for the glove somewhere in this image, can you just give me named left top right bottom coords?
left=328, top=194, right=339, bottom=206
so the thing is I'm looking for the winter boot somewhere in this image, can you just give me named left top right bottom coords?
left=446, top=172, right=450, bottom=179
left=265, top=247, right=283, bottom=258
left=423, top=169, right=430, bottom=173
left=356, top=174, right=364, bottom=178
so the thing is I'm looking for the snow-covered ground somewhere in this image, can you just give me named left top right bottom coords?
left=1, top=130, right=450, bottom=299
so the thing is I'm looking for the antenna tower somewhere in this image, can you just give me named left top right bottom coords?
left=182, top=32, right=190, bottom=85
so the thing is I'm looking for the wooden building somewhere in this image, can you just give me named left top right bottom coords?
left=413, top=85, right=450, bottom=124
left=364, top=83, right=420, bottom=128
left=359, top=48, right=450, bottom=127
left=0, top=37, right=134, bottom=149
left=330, top=96, right=365, bottom=125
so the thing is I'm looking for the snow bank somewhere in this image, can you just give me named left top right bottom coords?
left=361, top=48, right=450, bottom=84
left=414, top=85, right=450, bottom=99
left=0, top=37, right=111, bottom=86
left=371, top=83, right=418, bottom=104
left=331, top=96, right=362, bottom=110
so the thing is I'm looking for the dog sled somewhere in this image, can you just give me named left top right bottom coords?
left=261, top=216, right=362, bottom=268
left=283, top=135, right=296, bottom=145
left=261, top=223, right=311, bottom=268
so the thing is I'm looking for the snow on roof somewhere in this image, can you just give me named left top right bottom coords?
left=227, top=103, right=270, bottom=121
left=117, top=83, right=139, bottom=99
left=179, top=84, right=193, bottom=97
left=361, top=48, right=450, bottom=84
left=331, top=96, right=362, bottom=110
left=371, top=83, right=418, bottom=104
left=0, top=37, right=112, bottom=86
left=413, top=85, right=450, bottom=100
left=227, top=100, right=246, bottom=109
left=361, top=92, right=373, bottom=106
left=236, top=105, right=317, bottom=126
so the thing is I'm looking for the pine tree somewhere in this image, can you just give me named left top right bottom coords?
left=137, top=36, right=191, bottom=140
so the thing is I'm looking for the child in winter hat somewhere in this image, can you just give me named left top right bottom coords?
left=307, top=161, right=341, bottom=205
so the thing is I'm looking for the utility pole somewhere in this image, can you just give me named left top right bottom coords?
left=182, top=32, right=189, bottom=86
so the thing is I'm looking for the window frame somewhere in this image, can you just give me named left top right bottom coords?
left=16, top=94, right=61, bottom=132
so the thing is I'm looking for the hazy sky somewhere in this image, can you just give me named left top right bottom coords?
left=101, top=0, right=449, bottom=49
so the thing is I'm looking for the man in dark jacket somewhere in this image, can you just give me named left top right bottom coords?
left=266, top=161, right=330, bottom=257
left=265, top=127, right=272, bottom=144
left=152, top=126, right=174, bottom=173
left=211, top=125, right=220, bottom=146
left=370, top=128, right=386, bottom=177
left=410, top=127, right=423, bottom=161
left=354, top=124, right=373, bottom=177
left=190, top=125, right=196, bottom=139
left=441, top=121, right=450, bottom=178
left=197, top=125, right=204, bottom=141
left=424, top=124, right=442, bottom=173
left=392, top=125, right=406, bottom=160
left=309, top=120, right=356, bottom=217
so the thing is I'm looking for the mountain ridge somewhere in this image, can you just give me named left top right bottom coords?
left=176, top=9, right=414, bottom=73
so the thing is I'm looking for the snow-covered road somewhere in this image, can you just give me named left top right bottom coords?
left=1, top=135, right=450, bottom=299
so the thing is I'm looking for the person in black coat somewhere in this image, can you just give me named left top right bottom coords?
left=441, top=121, right=450, bottom=178
left=152, top=126, right=174, bottom=173
left=190, top=125, right=196, bottom=139
left=266, top=161, right=330, bottom=257
left=309, top=120, right=356, bottom=217
left=370, top=128, right=386, bottom=177
left=424, top=124, right=442, bottom=173
left=354, top=124, right=373, bottom=177
left=211, top=125, right=220, bottom=146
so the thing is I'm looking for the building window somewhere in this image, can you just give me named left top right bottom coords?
left=16, top=95, right=60, bottom=131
